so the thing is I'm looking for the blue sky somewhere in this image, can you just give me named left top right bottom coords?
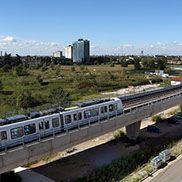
left=0, top=0, right=182, bottom=55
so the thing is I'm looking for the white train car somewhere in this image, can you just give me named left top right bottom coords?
left=0, top=97, right=123, bottom=150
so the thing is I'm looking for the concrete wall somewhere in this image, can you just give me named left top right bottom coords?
left=0, top=92, right=182, bottom=174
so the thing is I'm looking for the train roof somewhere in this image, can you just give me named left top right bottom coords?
left=75, top=98, right=114, bottom=108
left=6, top=115, right=28, bottom=121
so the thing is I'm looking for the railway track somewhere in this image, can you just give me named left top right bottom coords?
left=122, top=85, right=182, bottom=109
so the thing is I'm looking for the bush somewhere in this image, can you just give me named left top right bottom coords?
left=114, top=130, right=126, bottom=140
left=110, top=63, right=115, bottom=67
left=71, top=66, right=76, bottom=72
left=10, top=89, right=45, bottom=109
left=41, top=64, right=47, bottom=72
left=80, top=65, right=85, bottom=71
left=151, top=114, right=164, bottom=123
left=36, top=74, right=43, bottom=85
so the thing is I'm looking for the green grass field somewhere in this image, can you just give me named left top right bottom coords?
left=0, top=64, right=161, bottom=116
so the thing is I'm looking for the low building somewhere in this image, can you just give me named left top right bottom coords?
left=53, top=51, right=62, bottom=58
left=171, top=77, right=182, bottom=86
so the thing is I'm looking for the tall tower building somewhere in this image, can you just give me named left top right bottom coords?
left=65, top=45, right=73, bottom=59
left=73, top=39, right=90, bottom=63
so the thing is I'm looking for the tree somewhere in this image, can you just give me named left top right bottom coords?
left=0, top=80, right=3, bottom=90
left=36, top=74, right=43, bottom=85
left=50, top=86, right=70, bottom=105
left=41, top=63, right=47, bottom=72
left=134, top=58, right=141, bottom=70
left=56, top=68, right=60, bottom=76
left=50, top=62, right=54, bottom=70
left=156, top=58, right=166, bottom=70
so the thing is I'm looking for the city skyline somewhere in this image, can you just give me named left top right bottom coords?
left=1, top=0, right=182, bottom=56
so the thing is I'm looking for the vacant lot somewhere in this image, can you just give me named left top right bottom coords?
left=0, top=64, right=160, bottom=115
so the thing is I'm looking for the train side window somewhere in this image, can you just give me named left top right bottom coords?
left=104, top=106, right=107, bottom=113
left=11, top=127, right=23, bottom=139
left=39, top=122, right=44, bottom=131
left=45, top=120, right=50, bottom=129
left=65, top=115, right=71, bottom=124
left=100, top=107, right=104, bottom=114
left=73, top=113, right=77, bottom=121
left=84, top=111, right=91, bottom=119
left=92, top=108, right=99, bottom=117
left=109, top=104, right=114, bottom=112
left=24, top=124, right=36, bottom=135
left=78, top=112, right=82, bottom=120
left=1, top=131, right=7, bottom=141
left=52, top=118, right=59, bottom=128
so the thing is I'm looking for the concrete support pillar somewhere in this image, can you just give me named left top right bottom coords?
left=126, top=121, right=141, bottom=140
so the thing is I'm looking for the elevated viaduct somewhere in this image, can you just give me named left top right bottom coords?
left=0, top=85, right=182, bottom=174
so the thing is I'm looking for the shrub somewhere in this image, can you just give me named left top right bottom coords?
left=36, top=74, right=43, bottom=85
left=71, top=66, right=75, bottom=72
left=151, top=114, right=164, bottom=123
left=114, top=130, right=126, bottom=140
left=80, top=65, right=85, bottom=71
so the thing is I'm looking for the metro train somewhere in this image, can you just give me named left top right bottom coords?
left=0, top=97, right=123, bottom=150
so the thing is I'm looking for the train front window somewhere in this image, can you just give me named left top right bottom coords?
left=52, top=118, right=59, bottom=128
left=109, top=104, right=114, bottom=112
left=1, top=131, right=7, bottom=141
left=114, top=103, right=118, bottom=110
left=45, top=120, right=50, bottom=129
left=11, top=127, right=23, bottom=139
left=65, top=115, right=71, bottom=124
left=24, top=124, right=36, bottom=135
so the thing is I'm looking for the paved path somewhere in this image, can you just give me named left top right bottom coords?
left=147, top=157, right=182, bottom=182
left=15, top=167, right=55, bottom=182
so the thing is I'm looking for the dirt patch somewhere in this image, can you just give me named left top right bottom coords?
left=75, top=82, right=96, bottom=89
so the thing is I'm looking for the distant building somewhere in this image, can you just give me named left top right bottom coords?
left=171, top=77, right=182, bottom=86
left=73, top=39, right=90, bottom=63
left=53, top=51, right=62, bottom=58
left=65, top=45, right=73, bottom=59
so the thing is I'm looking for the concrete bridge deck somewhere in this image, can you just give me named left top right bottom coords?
left=0, top=91, right=182, bottom=174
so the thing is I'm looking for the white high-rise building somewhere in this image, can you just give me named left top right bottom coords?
left=53, top=51, right=62, bottom=58
left=65, top=45, right=73, bottom=59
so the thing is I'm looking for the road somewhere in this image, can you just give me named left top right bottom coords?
left=150, top=157, right=182, bottom=182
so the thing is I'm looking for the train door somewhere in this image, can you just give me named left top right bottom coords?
left=38, top=120, right=45, bottom=137
left=0, top=130, right=8, bottom=150
left=72, top=112, right=78, bottom=128
left=100, top=105, right=108, bottom=120
left=91, top=108, right=99, bottom=123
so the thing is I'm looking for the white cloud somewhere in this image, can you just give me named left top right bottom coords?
left=1, top=36, right=17, bottom=43
left=0, top=35, right=64, bottom=56
left=1, top=35, right=182, bottom=56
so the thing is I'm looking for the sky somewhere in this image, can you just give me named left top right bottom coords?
left=0, top=0, right=182, bottom=56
